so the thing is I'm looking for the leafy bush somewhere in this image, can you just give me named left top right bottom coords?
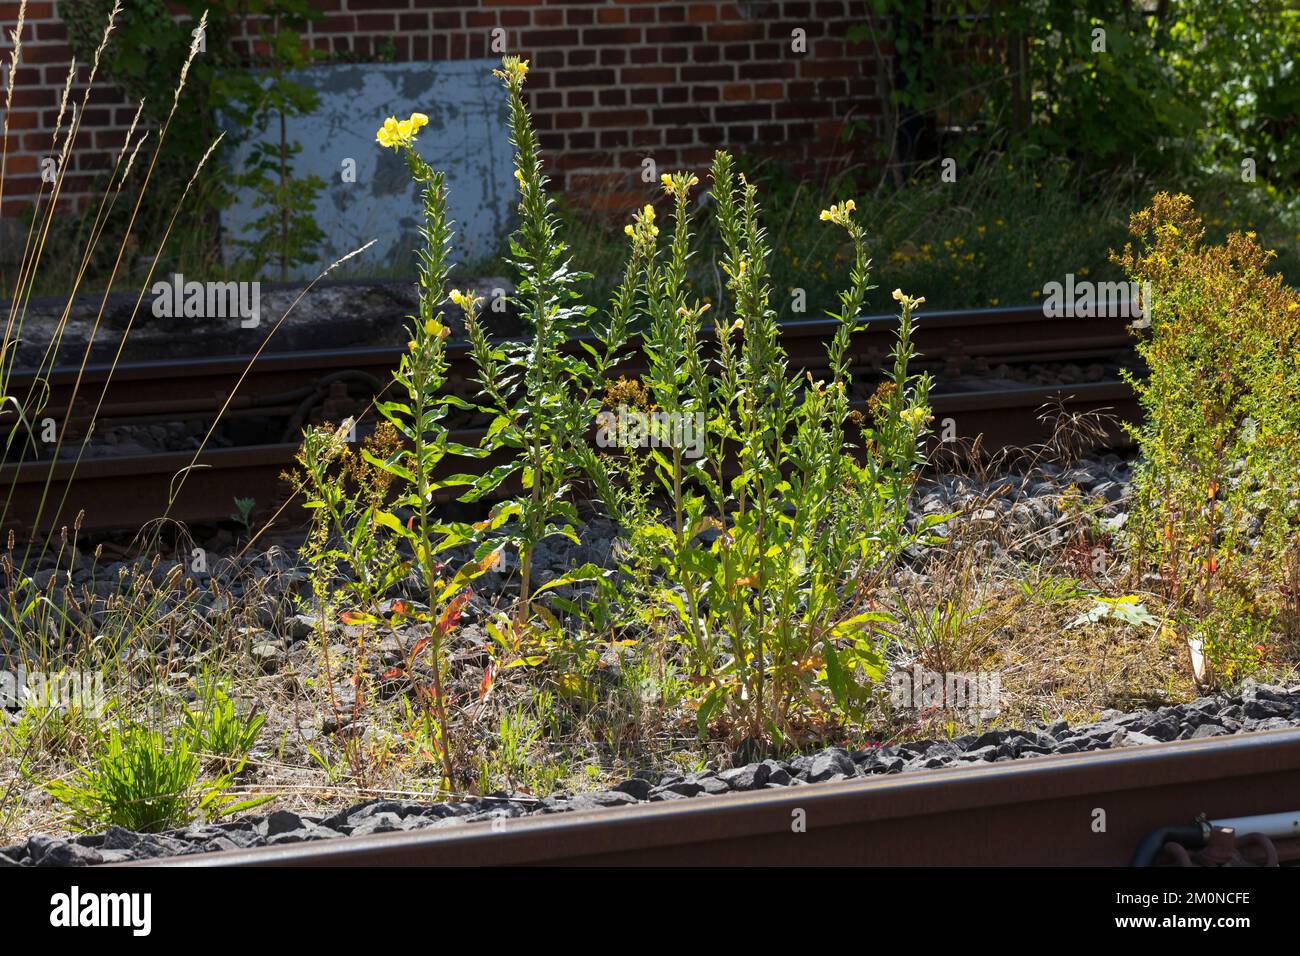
left=1116, top=192, right=1300, bottom=683
left=459, top=59, right=620, bottom=632
left=293, top=113, right=500, bottom=785
left=855, top=1, right=1300, bottom=186
left=346, top=57, right=938, bottom=752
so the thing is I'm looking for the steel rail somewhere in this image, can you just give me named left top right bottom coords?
left=138, top=727, right=1300, bottom=867
left=3, top=305, right=1135, bottom=424
left=1, top=306, right=1140, bottom=534
left=1, top=380, right=1137, bottom=534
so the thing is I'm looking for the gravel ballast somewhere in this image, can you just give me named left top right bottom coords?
left=4, top=680, right=1298, bottom=866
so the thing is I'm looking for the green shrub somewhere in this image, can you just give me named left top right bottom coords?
left=592, top=158, right=936, bottom=744
left=1116, top=192, right=1300, bottom=683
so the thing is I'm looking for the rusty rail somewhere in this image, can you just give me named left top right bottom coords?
left=142, top=727, right=1300, bottom=867
left=1, top=306, right=1140, bottom=535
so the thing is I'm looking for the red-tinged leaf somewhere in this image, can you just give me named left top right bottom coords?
left=407, top=516, right=416, bottom=531
left=381, top=667, right=403, bottom=680
left=479, top=661, right=496, bottom=701
left=436, top=589, right=472, bottom=637
left=409, top=636, right=430, bottom=660
left=391, top=599, right=411, bottom=617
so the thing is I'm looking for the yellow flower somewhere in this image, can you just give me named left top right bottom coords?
left=375, top=112, right=427, bottom=150
left=493, top=57, right=530, bottom=87
left=819, top=200, right=857, bottom=226
left=449, top=289, right=481, bottom=313
left=901, top=406, right=928, bottom=429
left=661, top=171, right=700, bottom=198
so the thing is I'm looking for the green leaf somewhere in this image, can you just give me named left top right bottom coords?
left=696, top=686, right=724, bottom=739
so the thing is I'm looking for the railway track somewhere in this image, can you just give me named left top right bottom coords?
left=1, top=305, right=1141, bottom=536
left=141, top=727, right=1300, bottom=867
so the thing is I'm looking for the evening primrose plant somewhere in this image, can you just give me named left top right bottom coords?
left=595, top=149, right=935, bottom=744
left=459, top=57, right=613, bottom=635
left=333, top=57, right=933, bottom=754
left=293, top=109, right=489, bottom=785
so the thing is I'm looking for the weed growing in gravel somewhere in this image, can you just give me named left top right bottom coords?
left=459, top=59, right=616, bottom=637
left=182, top=671, right=264, bottom=774
left=1116, top=193, right=1300, bottom=685
left=293, top=114, right=500, bottom=785
left=582, top=152, right=936, bottom=746
left=43, top=722, right=266, bottom=833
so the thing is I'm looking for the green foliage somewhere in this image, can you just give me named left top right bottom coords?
left=460, top=59, right=618, bottom=632
left=230, top=496, right=257, bottom=536
left=1116, top=192, right=1300, bottom=684
left=854, top=0, right=1300, bottom=186
left=292, top=115, right=499, bottom=785
left=475, top=702, right=569, bottom=796
left=62, top=0, right=326, bottom=278
left=182, top=674, right=264, bottom=772
left=590, top=157, right=934, bottom=744
left=43, top=724, right=266, bottom=833
left=360, top=57, right=936, bottom=749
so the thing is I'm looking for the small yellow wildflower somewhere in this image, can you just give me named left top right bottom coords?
left=819, top=199, right=857, bottom=225
left=493, top=57, right=530, bottom=87
left=661, top=171, right=700, bottom=198
left=375, top=112, right=428, bottom=150
left=449, top=289, right=482, bottom=313
left=901, top=406, right=928, bottom=429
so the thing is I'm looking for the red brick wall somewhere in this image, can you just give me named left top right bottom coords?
left=1, top=1, right=886, bottom=217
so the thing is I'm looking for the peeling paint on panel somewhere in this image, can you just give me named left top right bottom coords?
left=220, top=61, right=514, bottom=280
